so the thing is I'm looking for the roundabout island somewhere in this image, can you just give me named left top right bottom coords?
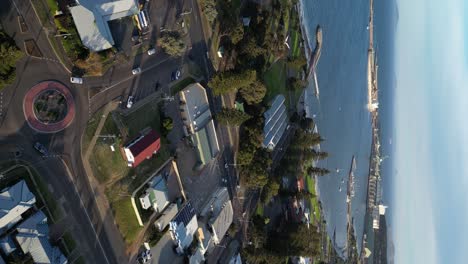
left=23, top=81, right=75, bottom=133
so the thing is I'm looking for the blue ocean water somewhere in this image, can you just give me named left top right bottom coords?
left=300, top=0, right=396, bottom=255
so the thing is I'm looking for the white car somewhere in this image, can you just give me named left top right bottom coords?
left=132, top=67, right=142, bottom=75
left=127, top=96, right=134, bottom=109
left=70, top=77, right=83, bottom=84
left=147, top=48, right=156, bottom=55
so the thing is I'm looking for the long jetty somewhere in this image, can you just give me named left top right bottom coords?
left=307, top=25, right=323, bottom=99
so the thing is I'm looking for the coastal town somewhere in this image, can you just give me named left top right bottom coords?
left=0, top=0, right=389, bottom=264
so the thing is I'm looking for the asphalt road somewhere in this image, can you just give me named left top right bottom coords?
left=0, top=0, right=220, bottom=263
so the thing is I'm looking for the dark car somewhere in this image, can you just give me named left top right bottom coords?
left=171, top=70, right=181, bottom=81
left=34, top=142, right=48, bottom=156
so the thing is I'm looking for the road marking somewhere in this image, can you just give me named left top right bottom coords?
left=0, top=92, right=3, bottom=117
left=93, top=56, right=172, bottom=98
left=58, top=158, right=111, bottom=264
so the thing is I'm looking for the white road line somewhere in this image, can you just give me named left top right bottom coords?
left=59, top=158, right=111, bottom=264
left=93, top=56, right=172, bottom=98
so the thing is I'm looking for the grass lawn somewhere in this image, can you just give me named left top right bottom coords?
left=170, top=77, right=195, bottom=95
left=119, top=99, right=161, bottom=138
left=62, top=232, right=77, bottom=252
left=31, top=0, right=53, bottom=28
left=305, top=175, right=321, bottom=222
left=263, top=59, right=287, bottom=103
left=89, top=114, right=129, bottom=183
left=46, top=0, right=58, bottom=15
left=83, top=109, right=104, bottom=153
left=290, top=29, right=301, bottom=58
left=108, top=196, right=142, bottom=245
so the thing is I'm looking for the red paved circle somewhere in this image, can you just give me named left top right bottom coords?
left=23, top=81, right=75, bottom=133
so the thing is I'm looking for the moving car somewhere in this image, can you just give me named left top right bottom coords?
left=171, top=69, right=181, bottom=81
left=132, top=67, right=142, bottom=75
left=137, top=250, right=152, bottom=263
left=147, top=48, right=156, bottom=55
left=127, top=96, right=134, bottom=109
left=70, top=77, right=83, bottom=84
left=34, top=142, right=48, bottom=156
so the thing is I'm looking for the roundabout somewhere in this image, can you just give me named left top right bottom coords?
left=23, top=81, right=75, bottom=133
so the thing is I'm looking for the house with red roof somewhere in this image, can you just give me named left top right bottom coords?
left=123, top=130, right=161, bottom=167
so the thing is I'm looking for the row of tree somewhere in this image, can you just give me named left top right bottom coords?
left=0, top=30, right=23, bottom=90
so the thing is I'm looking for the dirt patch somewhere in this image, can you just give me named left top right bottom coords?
left=24, top=39, right=42, bottom=58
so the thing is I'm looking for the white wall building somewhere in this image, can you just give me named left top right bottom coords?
left=169, top=201, right=198, bottom=255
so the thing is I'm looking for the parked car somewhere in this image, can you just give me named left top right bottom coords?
left=171, top=69, right=181, bottom=81
left=70, top=77, right=83, bottom=84
left=126, top=96, right=134, bottom=109
left=34, top=142, right=48, bottom=156
left=132, top=67, right=142, bottom=75
left=147, top=48, right=156, bottom=55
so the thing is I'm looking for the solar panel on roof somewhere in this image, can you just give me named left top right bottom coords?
left=172, top=201, right=196, bottom=226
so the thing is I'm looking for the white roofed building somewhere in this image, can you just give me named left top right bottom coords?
left=70, top=0, right=139, bottom=52
left=0, top=180, right=36, bottom=234
left=169, top=201, right=198, bottom=255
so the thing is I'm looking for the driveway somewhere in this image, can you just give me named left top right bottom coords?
left=150, top=232, right=183, bottom=264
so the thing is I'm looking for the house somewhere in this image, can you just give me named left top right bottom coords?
left=179, top=83, right=220, bottom=167
left=69, top=0, right=139, bottom=52
left=15, top=211, right=67, bottom=264
left=139, top=175, right=169, bottom=212
left=263, top=95, right=288, bottom=150
left=169, top=201, right=198, bottom=255
left=0, top=180, right=36, bottom=234
left=123, top=129, right=161, bottom=167
left=202, top=188, right=233, bottom=245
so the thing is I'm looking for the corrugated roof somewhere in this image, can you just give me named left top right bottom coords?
left=126, top=130, right=161, bottom=167
left=70, top=0, right=138, bottom=51
left=0, top=180, right=36, bottom=232
left=16, top=211, right=67, bottom=264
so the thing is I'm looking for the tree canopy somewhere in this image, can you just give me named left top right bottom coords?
left=158, top=31, right=186, bottom=57
left=239, top=80, right=267, bottom=105
left=199, top=0, right=218, bottom=25
left=0, top=30, right=23, bottom=90
left=216, top=107, right=251, bottom=126
left=208, top=70, right=257, bottom=95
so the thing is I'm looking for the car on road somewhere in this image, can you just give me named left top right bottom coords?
left=70, top=77, right=83, bottom=84
left=171, top=69, right=181, bottom=81
left=127, top=96, right=134, bottom=109
left=137, top=250, right=152, bottom=263
left=147, top=48, right=156, bottom=55
left=132, top=67, right=142, bottom=75
left=34, top=142, right=48, bottom=156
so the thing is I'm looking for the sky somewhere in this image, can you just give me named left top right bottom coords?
left=392, top=0, right=468, bottom=263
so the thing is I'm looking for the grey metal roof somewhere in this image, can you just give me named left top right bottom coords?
left=210, top=200, right=233, bottom=243
left=0, top=180, right=36, bottom=232
left=180, top=83, right=220, bottom=165
left=70, top=0, right=138, bottom=51
left=263, top=95, right=288, bottom=149
left=16, top=211, right=67, bottom=264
